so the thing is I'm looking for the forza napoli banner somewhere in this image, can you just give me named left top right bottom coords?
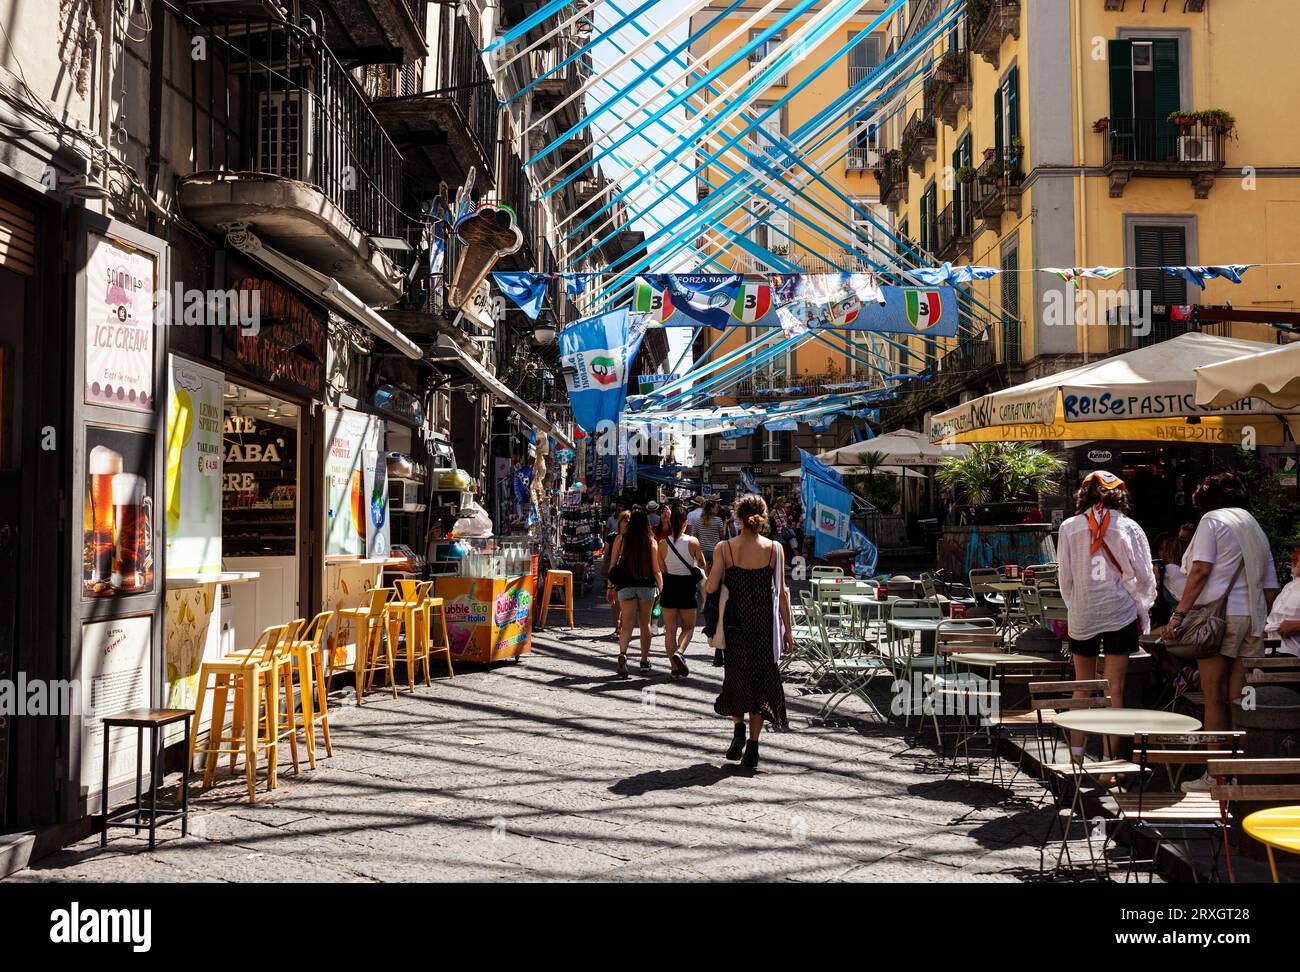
left=631, top=274, right=958, bottom=337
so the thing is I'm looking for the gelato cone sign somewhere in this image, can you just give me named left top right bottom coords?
left=447, top=204, right=522, bottom=310
left=86, top=234, right=156, bottom=412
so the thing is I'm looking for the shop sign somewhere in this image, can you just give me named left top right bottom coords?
left=224, top=277, right=325, bottom=399
left=165, top=356, right=224, bottom=575
left=323, top=408, right=388, bottom=558
left=85, top=233, right=156, bottom=412
left=372, top=383, right=426, bottom=428
left=1086, top=449, right=1113, bottom=464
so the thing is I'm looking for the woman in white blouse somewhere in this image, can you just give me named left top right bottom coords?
left=1058, top=471, right=1157, bottom=760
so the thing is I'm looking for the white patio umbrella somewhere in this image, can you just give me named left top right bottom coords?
left=816, top=428, right=968, bottom=468
left=1195, top=340, right=1300, bottom=409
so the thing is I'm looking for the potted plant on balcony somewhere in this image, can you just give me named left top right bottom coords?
left=770, top=243, right=790, bottom=257
left=936, top=442, right=1065, bottom=526
left=1169, top=110, right=1196, bottom=133
left=1195, top=108, right=1237, bottom=139
left=1008, top=134, right=1024, bottom=165
left=1092, top=116, right=1110, bottom=133
left=955, top=165, right=977, bottom=185
left=979, top=159, right=1005, bottom=185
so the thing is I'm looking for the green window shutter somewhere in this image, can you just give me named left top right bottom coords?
left=951, top=145, right=962, bottom=216
left=1153, top=38, right=1181, bottom=121
left=994, top=85, right=1004, bottom=157
left=1108, top=39, right=1133, bottom=120
left=1007, top=66, right=1020, bottom=142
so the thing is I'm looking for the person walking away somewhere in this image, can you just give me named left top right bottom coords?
left=1169, top=473, right=1278, bottom=791
left=603, top=511, right=630, bottom=639
left=1264, top=540, right=1300, bottom=657
left=1057, top=471, right=1156, bottom=767
left=658, top=506, right=707, bottom=678
left=692, top=499, right=727, bottom=666
left=607, top=509, right=661, bottom=678
left=703, top=494, right=794, bottom=768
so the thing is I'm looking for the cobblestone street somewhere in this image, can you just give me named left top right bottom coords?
left=8, top=596, right=1061, bottom=883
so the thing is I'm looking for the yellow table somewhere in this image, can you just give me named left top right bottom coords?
left=1242, top=805, right=1300, bottom=883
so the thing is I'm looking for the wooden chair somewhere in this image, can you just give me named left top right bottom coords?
left=1209, top=758, right=1300, bottom=882
left=187, top=624, right=287, bottom=803
left=1031, top=679, right=1144, bottom=878
left=1243, top=655, right=1300, bottom=686
left=289, top=611, right=334, bottom=764
left=1116, top=731, right=1246, bottom=882
left=538, top=569, right=575, bottom=629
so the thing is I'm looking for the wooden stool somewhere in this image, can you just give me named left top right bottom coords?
left=288, top=610, right=335, bottom=767
left=425, top=595, right=455, bottom=679
left=389, top=580, right=433, bottom=691
left=338, top=587, right=394, bottom=703
left=188, top=625, right=285, bottom=803
left=538, top=569, right=574, bottom=629
left=100, top=708, right=193, bottom=850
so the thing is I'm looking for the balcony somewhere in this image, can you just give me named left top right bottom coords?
left=494, top=152, right=538, bottom=271
left=928, top=49, right=971, bottom=128
left=729, top=371, right=886, bottom=404
left=935, top=200, right=973, bottom=262
left=791, top=251, right=882, bottom=274
left=901, top=106, right=937, bottom=176
left=846, top=146, right=881, bottom=172
left=371, top=12, right=499, bottom=195
left=970, top=0, right=1021, bottom=69
left=1101, top=117, right=1228, bottom=199
left=877, top=153, right=909, bottom=212
left=177, top=15, right=407, bottom=305
left=971, top=149, right=1024, bottom=231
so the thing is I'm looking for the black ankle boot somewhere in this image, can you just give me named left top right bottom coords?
left=713, top=648, right=724, bottom=667
left=725, top=724, right=746, bottom=761
left=742, top=740, right=760, bottom=768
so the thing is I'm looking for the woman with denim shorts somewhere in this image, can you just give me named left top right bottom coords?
left=607, top=509, right=662, bottom=679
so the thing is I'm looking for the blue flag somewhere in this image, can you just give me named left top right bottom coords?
left=562, top=272, right=598, bottom=296
left=849, top=525, right=878, bottom=578
left=559, top=307, right=645, bottom=434
left=800, top=449, right=853, bottom=558
left=492, top=271, right=550, bottom=320
left=637, top=273, right=744, bottom=329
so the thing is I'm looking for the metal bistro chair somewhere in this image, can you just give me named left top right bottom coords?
left=808, top=601, right=890, bottom=721
left=885, top=600, right=944, bottom=726
left=1210, top=759, right=1300, bottom=883
left=924, top=619, right=1003, bottom=764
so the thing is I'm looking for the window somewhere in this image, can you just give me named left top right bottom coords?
left=765, top=430, right=793, bottom=463
left=258, top=90, right=310, bottom=180
left=993, top=65, right=1020, bottom=162
left=849, top=197, right=885, bottom=265
left=920, top=184, right=938, bottom=253
left=849, top=110, right=881, bottom=169
left=749, top=29, right=788, bottom=86
left=952, top=133, right=972, bottom=235
left=1000, top=244, right=1021, bottom=363
left=1108, top=38, right=1180, bottom=161
left=1134, top=224, right=1189, bottom=306
left=748, top=198, right=791, bottom=254
left=849, top=31, right=882, bottom=88
left=751, top=102, right=785, bottom=160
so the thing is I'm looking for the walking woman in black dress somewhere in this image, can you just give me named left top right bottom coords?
left=702, top=494, right=794, bottom=768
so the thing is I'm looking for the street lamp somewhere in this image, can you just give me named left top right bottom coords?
left=533, top=310, right=557, bottom=345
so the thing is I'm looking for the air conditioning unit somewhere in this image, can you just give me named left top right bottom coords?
left=847, top=149, right=880, bottom=170
left=1177, top=136, right=1216, bottom=163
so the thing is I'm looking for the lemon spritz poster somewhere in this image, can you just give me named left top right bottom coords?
left=164, top=356, right=224, bottom=574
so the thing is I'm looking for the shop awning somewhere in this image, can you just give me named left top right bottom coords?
left=1195, top=341, right=1300, bottom=409
left=429, top=334, right=574, bottom=449
left=930, top=332, right=1297, bottom=446
left=226, top=228, right=423, bottom=360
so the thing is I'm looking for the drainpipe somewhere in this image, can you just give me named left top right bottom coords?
left=1072, top=0, right=1089, bottom=364
left=98, top=0, right=114, bottom=218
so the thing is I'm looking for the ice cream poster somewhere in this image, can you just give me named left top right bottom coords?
left=85, top=234, right=156, bottom=412
left=324, top=407, right=384, bottom=557
left=165, top=356, right=223, bottom=575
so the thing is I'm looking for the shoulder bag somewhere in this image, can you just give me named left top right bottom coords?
left=666, top=536, right=706, bottom=585
left=1163, top=560, right=1244, bottom=661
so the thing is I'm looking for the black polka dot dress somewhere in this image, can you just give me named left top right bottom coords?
left=714, top=546, right=788, bottom=727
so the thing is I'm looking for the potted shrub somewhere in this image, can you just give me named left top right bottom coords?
left=983, top=146, right=998, bottom=161
left=979, top=160, right=1005, bottom=184
left=1008, top=134, right=1024, bottom=163
left=936, top=442, right=1065, bottom=526
left=852, top=451, right=901, bottom=514
left=955, top=165, right=977, bottom=185
left=1169, top=110, right=1196, bottom=132
left=1196, top=108, right=1237, bottom=139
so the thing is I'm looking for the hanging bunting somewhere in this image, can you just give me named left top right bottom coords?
left=559, top=307, right=645, bottom=434
left=491, top=271, right=550, bottom=320
left=1164, top=265, right=1254, bottom=287
left=849, top=525, right=879, bottom=578
left=1043, top=267, right=1124, bottom=283
left=910, top=263, right=1001, bottom=286
left=563, top=272, right=598, bottom=296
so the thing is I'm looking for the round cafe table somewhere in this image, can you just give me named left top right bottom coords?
left=1242, top=806, right=1300, bottom=883
left=1052, top=708, right=1200, bottom=737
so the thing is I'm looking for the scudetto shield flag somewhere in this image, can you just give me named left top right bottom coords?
left=904, top=289, right=942, bottom=332
left=560, top=306, right=645, bottom=434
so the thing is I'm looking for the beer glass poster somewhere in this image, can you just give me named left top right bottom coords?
left=324, top=407, right=384, bottom=557
left=83, top=426, right=156, bottom=599
left=85, top=234, right=156, bottom=412
left=165, top=357, right=223, bottom=575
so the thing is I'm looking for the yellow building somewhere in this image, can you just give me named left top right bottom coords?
left=686, top=0, right=1300, bottom=504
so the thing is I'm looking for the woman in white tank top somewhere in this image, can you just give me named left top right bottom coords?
left=657, top=505, right=708, bottom=678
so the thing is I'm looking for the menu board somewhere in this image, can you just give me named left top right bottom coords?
left=165, top=356, right=224, bottom=575
left=324, top=407, right=387, bottom=557
left=79, top=615, right=152, bottom=805
left=85, top=234, right=156, bottom=412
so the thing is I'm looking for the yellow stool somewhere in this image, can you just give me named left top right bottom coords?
left=425, top=595, right=455, bottom=679
left=338, top=587, right=394, bottom=703
left=389, top=580, right=433, bottom=691
left=226, top=619, right=303, bottom=786
left=188, top=624, right=288, bottom=803
left=288, top=611, right=335, bottom=767
left=538, top=569, right=574, bottom=629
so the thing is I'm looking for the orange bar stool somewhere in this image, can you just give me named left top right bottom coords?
left=288, top=610, right=335, bottom=767
left=338, top=587, right=394, bottom=704
left=389, top=580, right=432, bottom=691
left=425, top=594, right=455, bottom=679
left=226, top=619, right=304, bottom=789
left=538, top=569, right=574, bottom=629
left=187, top=624, right=283, bottom=803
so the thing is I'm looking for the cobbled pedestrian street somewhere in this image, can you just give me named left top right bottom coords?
left=7, top=596, right=1061, bottom=883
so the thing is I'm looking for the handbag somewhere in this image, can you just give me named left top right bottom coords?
left=666, top=536, right=705, bottom=585
left=1164, top=561, right=1244, bottom=661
